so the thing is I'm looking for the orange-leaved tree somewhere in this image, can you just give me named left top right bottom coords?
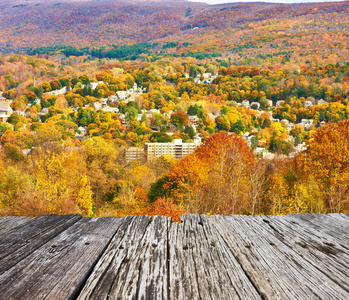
left=299, top=120, right=349, bottom=213
left=146, top=198, right=185, bottom=223
left=194, top=131, right=255, bottom=214
left=153, top=132, right=255, bottom=215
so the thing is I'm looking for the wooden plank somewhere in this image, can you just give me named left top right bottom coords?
left=283, top=213, right=349, bottom=247
left=0, top=217, right=124, bottom=300
left=0, top=216, right=32, bottom=234
left=135, top=215, right=169, bottom=300
left=78, top=215, right=158, bottom=300
left=168, top=218, right=200, bottom=300
left=105, top=215, right=168, bottom=300
left=210, top=215, right=349, bottom=299
left=327, top=213, right=349, bottom=225
left=168, top=215, right=261, bottom=300
left=264, top=215, right=349, bottom=292
left=0, top=214, right=82, bottom=274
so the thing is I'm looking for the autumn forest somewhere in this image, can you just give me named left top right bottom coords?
left=1, top=0, right=349, bottom=221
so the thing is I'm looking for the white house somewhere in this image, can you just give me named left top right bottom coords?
left=90, top=82, right=103, bottom=90
left=94, top=102, right=102, bottom=110
left=78, top=127, right=87, bottom=136
left=287, top=122, right=294, bottom=132
left=208, top=113, right=215, bottom=120
left=34, top=98, right=41, bottom=105
left=266, top=100, right=273, bottom=108
left=242, top=100, right=250, bottom=108
left=250, top=102, right=260, bottom=109
left=300, top=119, right=313, bottom=125
left=14, top=110, right=25, bottom=117
left=276, top=100, right=285, bottom=107
left=0, top=92, right=5, bottom=101
left=263, top=152, right=275, bottom=160
left=294, top=143, right=307, bottom=153
left=194, top=137, right=202, bottom=144
left=116, top=91, right=128, bottom=100
left=304, top=101, right=313, bottom=108
left=108, top=95, right=118, bottom=102
left=46, top=86, right=67, bottom=96
left=39, top=108, right=49, bottom=115
left=280, top=119, right=290, bottom=126
left=300, top=119, right=314, bottom=130
left=281, top=119, right=294, bottom=132
left=189, top=115, right=199, bottom=125
left=0, top=104, right=13, bottom=122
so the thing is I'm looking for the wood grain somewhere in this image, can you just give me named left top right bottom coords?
left=78, top=215, right=154, bottom=300
left=169, top=214, right=261, bottom=300
left=0, top=216, right=32, bottom=235
left=0, top=213, right=348, bottom=299
left=283, top=213, right=349, bottom=247
left=0, top=214, right=82, bottom=274
left=0, top=217, right=124, bottom=300
left=263, top=215, right=349, bottom=292
left=210, top=215, right=349, bottom=299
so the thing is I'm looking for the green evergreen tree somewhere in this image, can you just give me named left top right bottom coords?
left=295, top=131, right=302, bottom=146
left=183, top=125, right=195, bottom=139
left=251, top=135, right=259, bottom=149
left=232, top=119, right=245, bottom=134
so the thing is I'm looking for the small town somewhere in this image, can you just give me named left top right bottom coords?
left=0, top=69, right=332, bottom=162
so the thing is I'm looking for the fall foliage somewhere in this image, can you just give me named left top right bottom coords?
left=1, top=0, right=349, bottom=219
left=0, top=118, right=349, bottom=218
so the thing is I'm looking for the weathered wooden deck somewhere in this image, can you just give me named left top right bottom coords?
left=0, top=214, right=348, bottom=299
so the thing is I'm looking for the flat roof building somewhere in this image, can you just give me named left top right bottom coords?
left=126, top=139, right=202, bottom=163
left=125, top=147, right=145, bottom=163
left=145, top=139, right=201, bottom=161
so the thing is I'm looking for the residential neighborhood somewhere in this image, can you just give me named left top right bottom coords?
left=0, top=71, right=332, bottom=163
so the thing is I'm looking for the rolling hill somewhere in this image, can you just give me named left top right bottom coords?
left=0, top=0, right=348, bottom=63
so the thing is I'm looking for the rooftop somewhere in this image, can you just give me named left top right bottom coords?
left=0, top=104, right=12, bottom=111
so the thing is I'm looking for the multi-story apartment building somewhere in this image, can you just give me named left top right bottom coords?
left=125, top=139, right=202, bottom=163
left=145, top=139, right=201, bottom=161
left=125, top=147, right=145, bottom=163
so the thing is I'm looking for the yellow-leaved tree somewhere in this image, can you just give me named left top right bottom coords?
left=299, top=119, right=349, bottom=213
left=32, top=150, right=93, bottom=216
left=77, top=175, right=94, bottom=217
left=35, top=153, right=70, bottom=214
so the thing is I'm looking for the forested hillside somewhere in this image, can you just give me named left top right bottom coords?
left=1, top=0, right=349, bottom=67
